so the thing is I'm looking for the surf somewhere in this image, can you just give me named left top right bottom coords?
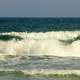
left=0, top=31, right=80, bottom=57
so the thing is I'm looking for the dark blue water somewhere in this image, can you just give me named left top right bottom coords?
left=0, top=17, right=80, bottom=32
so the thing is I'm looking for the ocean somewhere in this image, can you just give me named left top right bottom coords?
left=0, top=18, right=80, bottom=80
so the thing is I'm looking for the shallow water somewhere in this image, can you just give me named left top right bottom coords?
left=0, top=56, right=80, bottom=80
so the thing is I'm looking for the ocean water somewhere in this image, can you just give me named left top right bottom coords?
left=0, top=18, right=80, bottom=80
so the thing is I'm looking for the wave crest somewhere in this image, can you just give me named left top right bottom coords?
left=0, top=31, right=80, bottom=57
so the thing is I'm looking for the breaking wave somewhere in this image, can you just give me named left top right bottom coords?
left=0, top=31, right=80, bottom=58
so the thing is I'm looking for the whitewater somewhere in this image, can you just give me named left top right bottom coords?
left=0, top=31, right=80, bottom=58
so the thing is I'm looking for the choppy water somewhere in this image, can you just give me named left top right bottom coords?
left=0, top=18, right=80, bottom=80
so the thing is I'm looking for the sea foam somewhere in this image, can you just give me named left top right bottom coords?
left=0, top=31, right=80, bottom=57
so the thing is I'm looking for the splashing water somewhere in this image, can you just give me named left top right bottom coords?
left=0, top=31, right=80, bottom=57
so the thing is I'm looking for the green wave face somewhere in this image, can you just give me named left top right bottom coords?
left=0, top=70, right=80, bottom=80
left=0, top=35, right=23, bottom=41
left=59, top=35, right=80, bottom=45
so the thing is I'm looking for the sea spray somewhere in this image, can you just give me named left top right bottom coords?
left=0, top=31, right=80, bottom=57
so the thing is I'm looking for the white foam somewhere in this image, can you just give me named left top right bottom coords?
left=0, top=31, right=80, bottom=57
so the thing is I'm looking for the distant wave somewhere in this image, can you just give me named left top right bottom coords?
left=0, top=31, right=80, bottom=58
